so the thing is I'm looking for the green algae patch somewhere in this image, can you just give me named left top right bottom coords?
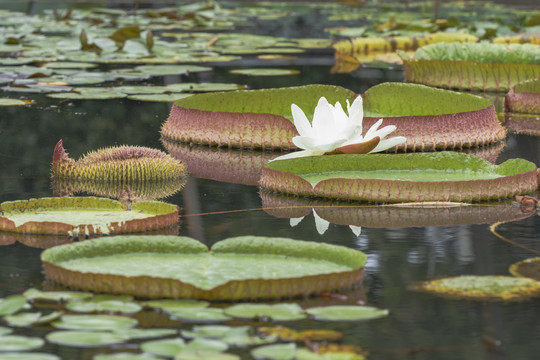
left=413, top=275, right=540, bottom=301
left=41, top=235, right=366, bottom=300
left=509, top=257, right=540, bottom=281
left=161, top=84, right=356, bottom=150
left=260, top=152, right=537, bottom=203
left=0, top=197, right=179, bottom=237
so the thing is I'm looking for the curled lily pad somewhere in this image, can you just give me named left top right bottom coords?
left=52, top=314, right=138, bottom=331
left=223, top=303, right=306, bottom=321
left=361, top=83, right=506, bottom=151
left=305, top=305, right=388, bottom=321
left=46, top=331, right=127, bottom=347
left=52, top=139, right=187, bottom=181
left=161, top=84, right=356, bottom=150
left=41, top=235, right=366, bottom=300
left=413, top=275, right=540, bottom=301
left=509, top=257, right=540, bottom=281
left=260, top=152, right=537, bottom=203
left=0, top=196, right=179, bottom=237
left=505, top=79, right=540, bottom=114
left=0, top=295, right=27, bottom=316
left=0, top=336, right=44, bottom=351
left=402, top=43, right=540, bottom=91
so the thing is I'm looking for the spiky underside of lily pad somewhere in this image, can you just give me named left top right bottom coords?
left=51, top=140, right=187, bottom=181
left=509, top=257, right=540, bottom=281
left=0, top=197, right=178, bottom=236
left=260, top=152, right=537, bottom=203
left=41, top=236, right=366, bottom=300
left=362, top=83, right=506, bottom=151
left=259, top=192, right=535, bottom=228
left=160, top=85, right=357, bottom=150
left=161, top=139, right=278, bottom=186
left=412, top=275, right=540, bottom=301
left=505, top=79, right=540, bottom=114
left=403, top=59, right=540, bottom=92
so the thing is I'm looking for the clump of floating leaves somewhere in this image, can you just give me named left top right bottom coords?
left=51, top=139, right=187, bottom=181
left=413, top=275, right=540, bottom=301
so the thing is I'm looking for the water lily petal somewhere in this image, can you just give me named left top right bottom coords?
left=369, top=124, right=398, bottom=142
left=313, top=211, right=330, bottom=235
left=364, top=119, right=383, bottom=140
left=349, top=225, right=362, bottom=236
left=312, top=97, right=337, bottom=140
left=330, top=101, right=349, bottom=127
left=270, top=149, right=320, bottom=162
left=290, top=217, right=304, bottom=227
left=294, top=136, right=347, bottom=154
left=347, top=96, right=364, bottom=128
left=368, top=136, right=407, bottom=153
left=291, top=104, right=314, bottom=138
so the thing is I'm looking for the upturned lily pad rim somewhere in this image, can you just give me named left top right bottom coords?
left=41, top=235, right=367, bottom=300
left=0, top=196, right=179, bottom=236
left=260, top=152, right=537, bottom=203
left=509, top=257, right=540, bottom=280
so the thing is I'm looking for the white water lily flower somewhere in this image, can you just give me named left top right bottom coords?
left=290, top=209, right=362, bottom=236
left=272, top=96, right=406, bottom=161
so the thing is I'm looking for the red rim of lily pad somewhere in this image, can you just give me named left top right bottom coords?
left=259, top=192, right=536, bottom=228
left=41, top=235, right=367, bottom=300
left=260, top=152, right=537, bottom=203
left=504, top=79, right=540, bottom=114
left=0, top=197, right=179, bottom=236
left=160, top=83, right=505, bottom=152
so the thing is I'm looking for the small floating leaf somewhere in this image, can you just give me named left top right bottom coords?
left=65, top=298, right=142, bottom=314
left=127, top=93, right=192, bottom=102
left=140, top=338, right=186, bottom=357
left=305, top=306, right=389, bottom=321
left=0, top=326, right=12, bottom=336
left=93, top=353, right=160, bottom=360
left=46, top=331, right=127, bottom=347
left=134, top=65, right=211, bottom=76
left=414, top=275, right=540, bottom=301
left=0, top=98, right=33, bottom=106
left=142, top=299, right=210, bottom=313
left=224, top=303, right=306, bottom=321
left=165, top=83, right=246, bottom=93
left=257, top=326, right=342, bottom=341
left=509, top=257, right=540, bottom=281
left=0, top=295, right=27, bottom=316
left=0, top=336, right=44, bottom=351
left=251, top=343, right=296, bottom=360
left=112, top=328, right=177, bottom=340
left=229, top=68, right=300, bottom=76
left=41, top=62, right=97, bottom=69
left=52, top=314, right=138, bottom=331
left=182, top=325, right=275, bottom=346
left=4, top=311, right=63, bottom=327
left=23, top=288, right=92, bottom=302
left=0, top=354, right=59, bottom=360
left=169, top=308, right=232, bottom=323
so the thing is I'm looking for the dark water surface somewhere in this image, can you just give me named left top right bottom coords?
left=1, top=2, right=539, bottom=360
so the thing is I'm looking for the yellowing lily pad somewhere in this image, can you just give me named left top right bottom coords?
left=41, top=235, right=366, bottom=300
left=0, top=98, right=33, bottom=106
left=413, top=275, right=540, bottom=301
left=260, top=152, right=537, bottom=203
left=509, top=257, right=540, bottom=281
left=0, top=197, right=179, bottom=237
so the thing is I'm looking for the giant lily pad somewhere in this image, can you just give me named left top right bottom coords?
left=41, top=235, right=366, bottom=300
left=161, top=83, right=505, bottom=152
left=260, top=152, right=537, bottom=203
left=0, top=196, right=179, bottom=237
left=412, top=275, right=540, bottom=301
left=160, top=84, right=356, bottom=150
left=402, top=43, right=540, bottom=91
left=505, top=79, right=540, bottom=114
left=509, top=257, right=540, bottom=281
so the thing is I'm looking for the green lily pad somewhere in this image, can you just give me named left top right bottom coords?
left=47, top=91, right=126, bottom=100
left=165, top=83, right=246, bottom=92
left=127, top=93, right=192, bottom=102
left=224, top=303, right=306, bottom=321
left=181, top=325, right=274, bottom=346
left=229, top=68, right=300, bottom=76
left=305, top=306, right=389, bottom=321
left=0, top=336, right=44, bottom=351
left=0, top=197, right=179, bottom=237
left=161, top=84, right=356, bottom=150
left=52, top=314, right=138, bottom=331
left=0, top=353, right=60, bottom=360
left=142, top=299, right=210, bottom=313
left=509, top=257, right=540, bottom=281
left=140, top=338, right=186, bottom=357
left=260, top=152, right=537, bottom=203
left=133, top=65, right=211, bottom=76
left=65, top=297, right=142, bottom=314
left=169, top=307, right=232, bottom=323
left=110, top=85, right=170, bottom=94
left=402, top=43, right=540, bottom=91
left=0, top=295, right=27, bottom=316
left=175, top=353, right=240, bottom=360
left=112, top=328, right=177, bottom=340
left=505, top=79, right=540, bottom=114
left=251, top=343, right=296, bottom=360
left=0, top=98, right=33, bottom=106
left=46, top=331, right=128, bottom=347
left=413, top=275, right=540, bottom=301
left=0, top=326, right=12, bottom=336
left=23, top=288, right=93, bottom=302
left=93, top=353, right=161, bottom=360
left=41, top=62, right=97, bottom=69
left=41, top=236, right=366, bottom=300
left=4, top=311, right=63, bottom=327
left=295, top=348, right=366, bottom=360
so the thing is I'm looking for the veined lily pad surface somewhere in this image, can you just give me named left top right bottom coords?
left=0, top=197, right=179, bottom=237
left=505, top=79, right=540, bottom=114
left=161, top=83, right=505, bottom=152
left=161, top=84, right=357, bottom=150
left=260, top=152, right=537, bottom=203
left=41, top=235, right=367, bottom=300
left=402, top=43, right=540, bottom=91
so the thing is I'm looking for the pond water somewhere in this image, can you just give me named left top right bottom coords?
left=0, top=1, right=539, bottom=359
